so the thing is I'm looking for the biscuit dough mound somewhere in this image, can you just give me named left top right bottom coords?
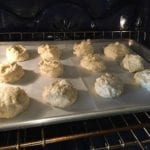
left=39, top=59, right=63, bottom=77
left=73, top=39, right=94, bottom=57
left=95, top=73, right=124, bottom=98
left=80, top=54, right=106, bottom=73
left=122, top=54, right=144, bottom=73
left=104, top=42, right=130, bottom=61
left=38, top=44, right=61, bottom=60
left=0, top=62, right=24, bottom=83
left=0, top=86, right=30, bottom=118
left=6, top=45, right=29, bottom=62
left=134, top=69, right=150, bottom=91
left=43, top=79, right=78, bottom=108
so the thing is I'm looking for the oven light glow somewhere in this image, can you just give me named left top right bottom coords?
left=120, top=16, right=126, bottom=29
left=128, top=40, right=134, bottom=46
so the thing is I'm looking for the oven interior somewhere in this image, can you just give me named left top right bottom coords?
left=0, top=1, right=150, bottom=150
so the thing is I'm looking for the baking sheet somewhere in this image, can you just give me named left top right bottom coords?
left=0, top=39, right=150, bottom=131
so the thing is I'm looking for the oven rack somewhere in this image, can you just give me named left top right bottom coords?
left=0, top=31, right=148, bottom=42
left=0, top=112, right=150, bottom=150
left=0, top=30, right=150, bottom=150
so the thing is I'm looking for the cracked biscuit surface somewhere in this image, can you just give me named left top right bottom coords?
left=0, top=86, right=30, bottom=118
left=6, top=45, right=29, bottom=62
left=134, top=69, right=150, bottom=91
left=0, top=62, right=24, bottom=83
left=80, top=54, right=106, bottom=73
left=104, top=42, right=130, bottom=61
left=122, top=54, right=144, bottom=73
left=95, top=73, right=124, bottom=98
left=73, top=39, right=94, bottom=57
left=38, top=44, right=61, bottom=60
left=43, top=79, right=78, bottom=108
left=39, top=59, right=63, bottom=77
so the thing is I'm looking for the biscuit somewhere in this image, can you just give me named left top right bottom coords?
left=104, top=42, right=130, bottom=61
left=73, top=39, right=94, bottom=57
left=0, top=62, right=24, bottom=83
left=134, top=69, right=150, bottom=91
left=0, top=86, right=30, bottom=118
left=39, top=59, right=63, bottom=77
left=38, top=44, right=61, bottom=60
left=122, top=54, right=144, bottom=73
left=6, top=45, right=29, bottom=62
left=80, top=54, right=106, bottom=73
left=43, top=79, right=78, bottom=108
left=95, top=73, right=124, bottom=98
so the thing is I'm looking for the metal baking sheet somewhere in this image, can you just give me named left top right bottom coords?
left=0, top=39, right=150, bottom=131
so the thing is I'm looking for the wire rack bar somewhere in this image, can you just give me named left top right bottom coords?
left=0, top=31, right=148, bottom=42
left=0, top=121, right=149, bottom=150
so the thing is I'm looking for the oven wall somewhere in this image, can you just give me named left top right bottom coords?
left=0, top=0, right=149, bottom=32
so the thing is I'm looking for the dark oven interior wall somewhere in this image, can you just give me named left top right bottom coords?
left=0, top=0, right=149, bottom=32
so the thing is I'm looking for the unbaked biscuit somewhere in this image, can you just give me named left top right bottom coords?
left=134, top=69, right=150, bottom=91
left=80, top=54, right=106, bottom=73
left=38, top=44, right=61, bottom=60
left=6, top=45, right=29, bottom=62
left=104, top=42, right=130, bottom=61
left=73, top=39, right=94, bottom=57
left=122, top=54, right=144, bottom=73
left=95, top=73, right=124, bottom=98
left=0, top=62, right=24, bottom=83
left=39, top=59, right=63, bottom=77
left=0, top=86, right=30, bottom=118
left=43, top=79, right=78, bottom=108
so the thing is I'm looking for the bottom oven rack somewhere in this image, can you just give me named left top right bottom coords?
left=0, top=112, right=150, bottom=150
left=0, top=31, right=150, bottom=150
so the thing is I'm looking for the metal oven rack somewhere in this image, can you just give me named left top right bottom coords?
left=0, top=31, right=150, bottom=150
left=0, top=31, right=147, bottom=42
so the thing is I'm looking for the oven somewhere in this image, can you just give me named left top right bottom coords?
left=0, top=1, right=150, bottom=150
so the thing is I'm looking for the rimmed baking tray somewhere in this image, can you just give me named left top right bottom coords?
left=0, top=39, right=150, bottom=131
